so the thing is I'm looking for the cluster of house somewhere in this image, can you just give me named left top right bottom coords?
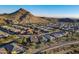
left=1, top=25, right=22, bottom=34
left=26, top=31, right=68, bottom=43
left=0, top=23, right=79, bottom=54
left=0, top=25, right=32, bottom=35
left=59, top=23, right=79, bottom=32
left=0, top=22, right=78, bottom=39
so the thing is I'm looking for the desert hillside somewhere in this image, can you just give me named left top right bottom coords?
left=0, top=8, right=51, bottom=25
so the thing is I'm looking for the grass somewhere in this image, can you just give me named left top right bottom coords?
left=0, top=35, right=19, bottom=44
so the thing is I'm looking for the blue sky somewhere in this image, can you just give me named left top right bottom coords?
left=0, top=5, right=79, bottom=18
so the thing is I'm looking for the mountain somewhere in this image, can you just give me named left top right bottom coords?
left=58, top=18, right=79, bottom=22
left=58, top=18, right=75, bottom=22
left=0, top=8, right=50, bottom=25
left=40, top=17, right=58, bottom=23
left=0, top=8, right=77, bottom=25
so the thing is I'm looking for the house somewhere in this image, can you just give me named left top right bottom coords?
left=29, top=35, right=39, bottom=43
left=50, top=31, right=65, bottom=38
left=4, top=44, right=14, bottom=54
left=43, top=34, right=55, bottom=41
left=41, top=36, right=48, bottom=42
left=2, top=42, right=25, bottom=54
left=27, top=28, right=33, bottom=34
left=11, top=43, right=25, bottom=54
left=0, top=48, right=7, bottom=54
left=0, top=35, right=7, bottom=38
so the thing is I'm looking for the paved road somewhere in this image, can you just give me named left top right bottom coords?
left=33, top=41, right=79, bottom=54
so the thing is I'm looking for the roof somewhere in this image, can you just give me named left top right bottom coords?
left=0, top=48, right=7, bottom=54
left=4, top=44, right=14, bottom=53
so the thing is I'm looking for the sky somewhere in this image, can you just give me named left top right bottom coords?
left=0, top=5, right=79, bottom=18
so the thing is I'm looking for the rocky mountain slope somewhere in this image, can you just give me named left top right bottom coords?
left=0, top=8, right=50, bottom=25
